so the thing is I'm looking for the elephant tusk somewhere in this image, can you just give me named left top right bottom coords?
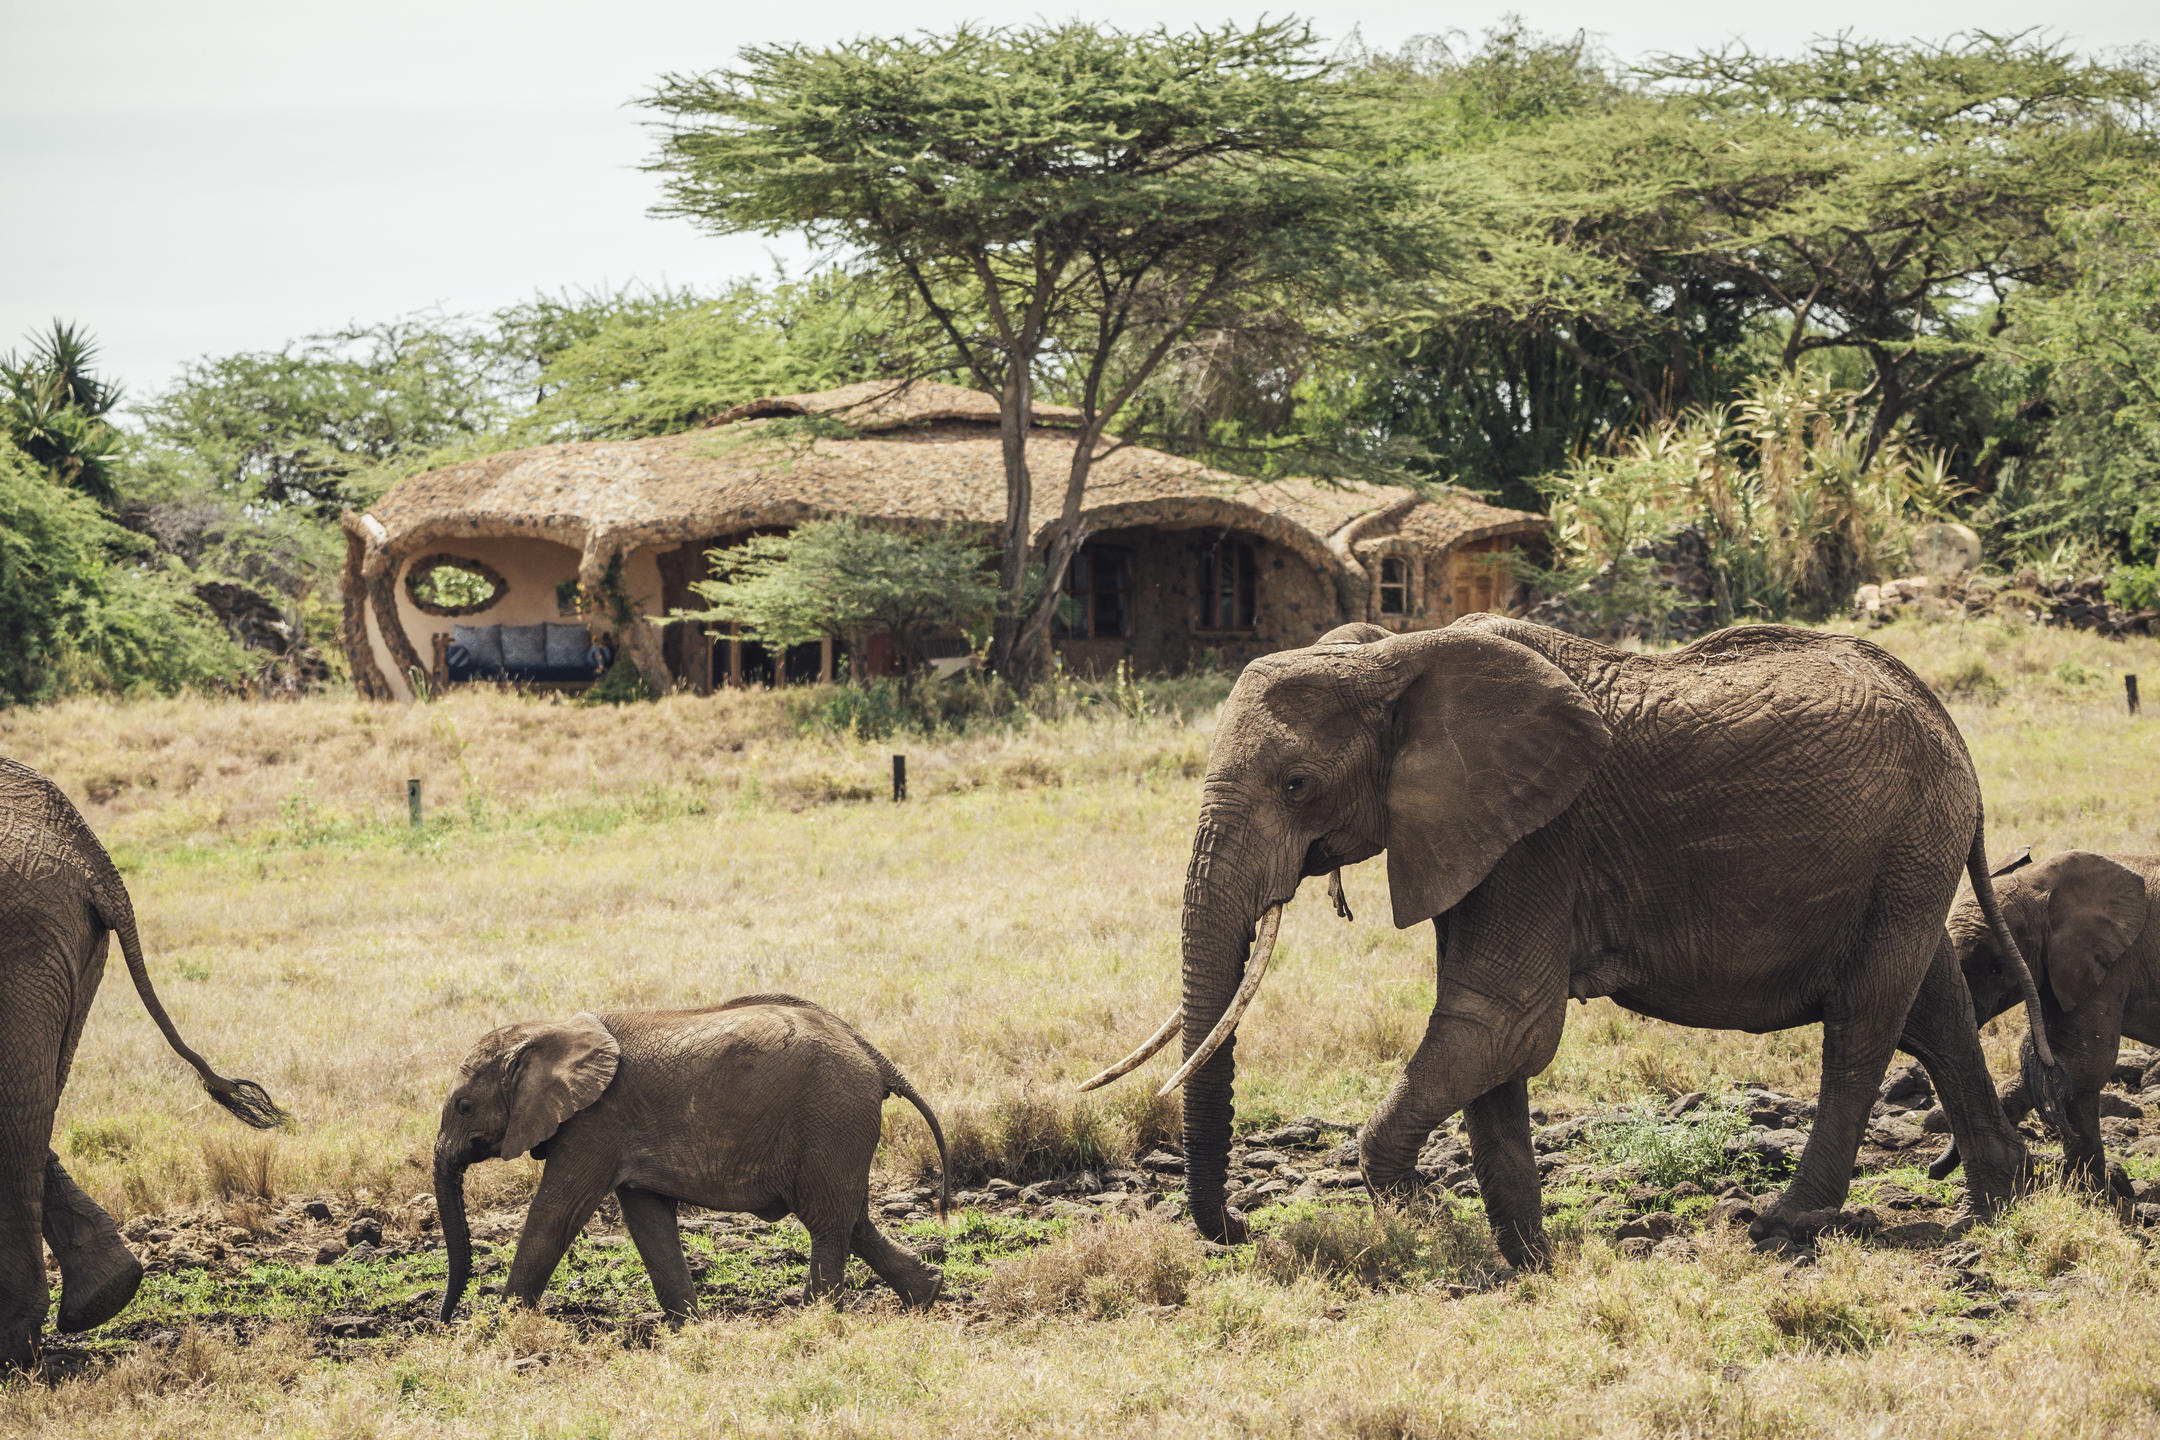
left=1158, top=903, right=1284, bottom=1097
left=1076, top=1007, right=1183, bottom=1092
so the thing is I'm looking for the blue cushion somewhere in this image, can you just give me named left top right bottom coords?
left=452, top=623, right=504, bottom=671
left=544, top=623, right=594, bottom=668
left=499, top=624, right=549, bottom=669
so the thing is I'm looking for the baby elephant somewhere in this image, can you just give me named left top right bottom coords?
left=1933, top=850, right=2157, bottom=1186
left=434, top=994, right=949, bottom=1321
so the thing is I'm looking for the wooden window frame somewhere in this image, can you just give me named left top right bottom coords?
left=1377, top=555, right=1410, bottom=616
left=1053, top=544, right=1135, bottom=640
left=1197, top=538, right=1258, bottom=632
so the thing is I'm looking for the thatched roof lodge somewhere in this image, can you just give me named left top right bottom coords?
left=339, top=380, right=1547, bottom=700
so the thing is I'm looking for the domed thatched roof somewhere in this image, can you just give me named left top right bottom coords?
left=347, top=378, right=1543, bottom=593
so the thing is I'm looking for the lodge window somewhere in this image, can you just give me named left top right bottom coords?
left=1054, top=544, right=1134, bottom=639
left=1378, top=556, right=1408, bottom=616
left=1197, top=540, right=1257, bottom=631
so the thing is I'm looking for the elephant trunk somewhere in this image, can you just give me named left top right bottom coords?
left=435, top=1141, right=473, bottom=1322
left=1178, top=813, right=1271, bottom=1245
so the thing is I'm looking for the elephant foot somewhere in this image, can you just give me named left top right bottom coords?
left=1492, top=1226, right=1551, bottom=1273
left=57, top=1246, right=142, bottom=1334
left=1195, top=1206, right=1249, bottom=1246
left=0, top=1323, right=33, bottom=1374
left=1749, top=1206, right=1879, bottom=1249
left=44, top=1154, right=144, bottom=1332
left=895, top=1266, right=944, bottom=1311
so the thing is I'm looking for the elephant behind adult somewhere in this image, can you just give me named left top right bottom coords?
left=1085, top=616, right=2056, bottom=1264
left=0, top=758, right=284, bottom=1368
left=1929, top=851, right=2160, bottom=1187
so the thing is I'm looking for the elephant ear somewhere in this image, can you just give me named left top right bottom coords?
left=1383, top=625, right=1612, bottom=929
left=501, top=1014, right=620, bottom=1159
left=2036, top=851, right=2148, bottom=1012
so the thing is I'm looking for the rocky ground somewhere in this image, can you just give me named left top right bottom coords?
left=36, top=1052, right=2160, bottom=1379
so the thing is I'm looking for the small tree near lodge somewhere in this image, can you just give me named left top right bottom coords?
left=644, top=20, right=1448, bottom=687
left=673, top=519, right=999, bottom=677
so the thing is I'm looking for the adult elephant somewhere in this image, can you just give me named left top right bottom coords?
left=1, top=759, right=284, bottom=1368
left=1084, top=617, right=2056, bottom=1265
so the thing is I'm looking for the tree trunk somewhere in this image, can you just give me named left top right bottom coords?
left=989, top=367, right=1036, bottom=689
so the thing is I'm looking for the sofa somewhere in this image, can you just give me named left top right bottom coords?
left=440, top=623, right=611, bottom=686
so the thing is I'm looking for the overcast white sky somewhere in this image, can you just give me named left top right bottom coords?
left=2, top=0, right=2152, bottom=399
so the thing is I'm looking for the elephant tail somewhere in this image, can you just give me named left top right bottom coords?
left=873, top=1053, right=951, bottom=1222
left=90, top=860, right=288, bottom=1131
left=1968, top=818, right=2066, bottom=1134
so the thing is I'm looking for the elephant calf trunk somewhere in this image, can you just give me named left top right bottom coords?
left=435, top=1147, right=474, bottom=1322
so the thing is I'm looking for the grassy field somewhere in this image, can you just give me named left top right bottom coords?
left=5, top=611, right=2160, bottom=1436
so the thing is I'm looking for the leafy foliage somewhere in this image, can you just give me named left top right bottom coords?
left=676, top=519, right=999, bottom=674
left=133, top=318, right=504, bottom=520
left=0, top=439, right=245, bottom=703
left=1587, top=1097, right=1765, bottom=1192
left=3, top=321, right=127, bottom=507
left=645, top=19, right=1451, bottom=683
left=1984, top=174, right=2160, bottom=571
left=1533, top=364, right=1964, bottom=631
left=501, top=276, right=914, bottom=441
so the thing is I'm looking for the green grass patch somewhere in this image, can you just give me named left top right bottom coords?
left=1586, top=1096, right=1769, bottom=1193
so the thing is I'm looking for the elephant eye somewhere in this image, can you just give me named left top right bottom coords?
left=456, top=1099, right=472, bottom=1116
left=1283, top=774, right=1311, bottom=801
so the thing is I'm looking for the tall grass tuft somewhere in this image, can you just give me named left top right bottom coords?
left=981, top=1214, right=1204, bottom=1318
left=1251, top=1202, right=1496, bottom=1290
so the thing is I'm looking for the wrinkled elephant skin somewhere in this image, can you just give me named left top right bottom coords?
left=1139, top=618, right=2051, bottom=1264
left=1934, top=851, right=2160, bottom=1186
left=0, top=759, right=284, bottom=1369
left=435, top=995, right=948, bottom=1323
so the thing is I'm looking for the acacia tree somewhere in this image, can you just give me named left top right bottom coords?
left=644, top=20, right=1447, bottom=684
left=1498, top=33, right=2157, bottom=466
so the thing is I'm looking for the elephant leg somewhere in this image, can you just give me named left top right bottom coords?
left=0, top=1124, right=45, bottom=1371
left=1897, top=939, right=2029, bottom=1211
left=0, top=967, right=77, bottom=1369
left=803, top=1229, right=851, bottom=1307
left=43, top=1153, right=140, bottom=1333
left=504, top=1149, right=614, bottom=1311
left=850, top=1215, right=942, bottom=1309
left=1928, top=1077, right=2035, bottom=1182
left=2056, top=1088, right=2108, bottom=1188
left=1461, top=1075, right=1545, bottom=1269
left=1360, top=899, right=1567, bottom=1208
left=1753, top=988, right=1909, bottom=1241
left=615, top=1186, right=696, bottom=1323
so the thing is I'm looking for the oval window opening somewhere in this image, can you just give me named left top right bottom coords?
left=406, top=555, right=507, bottom=616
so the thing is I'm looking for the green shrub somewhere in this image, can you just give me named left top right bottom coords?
left=0, top=440, right=247, bottom=704
left=2105, top=564, right=2160, bottom=612
left=1586, top=1097, right=1763, bottom=1192
left=579, top=650, right=659, bottom=706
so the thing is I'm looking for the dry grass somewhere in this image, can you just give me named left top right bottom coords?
left=979, top=1213, right=1205, bottom=1317
left=5, top=608, right=2160, bottom=1433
